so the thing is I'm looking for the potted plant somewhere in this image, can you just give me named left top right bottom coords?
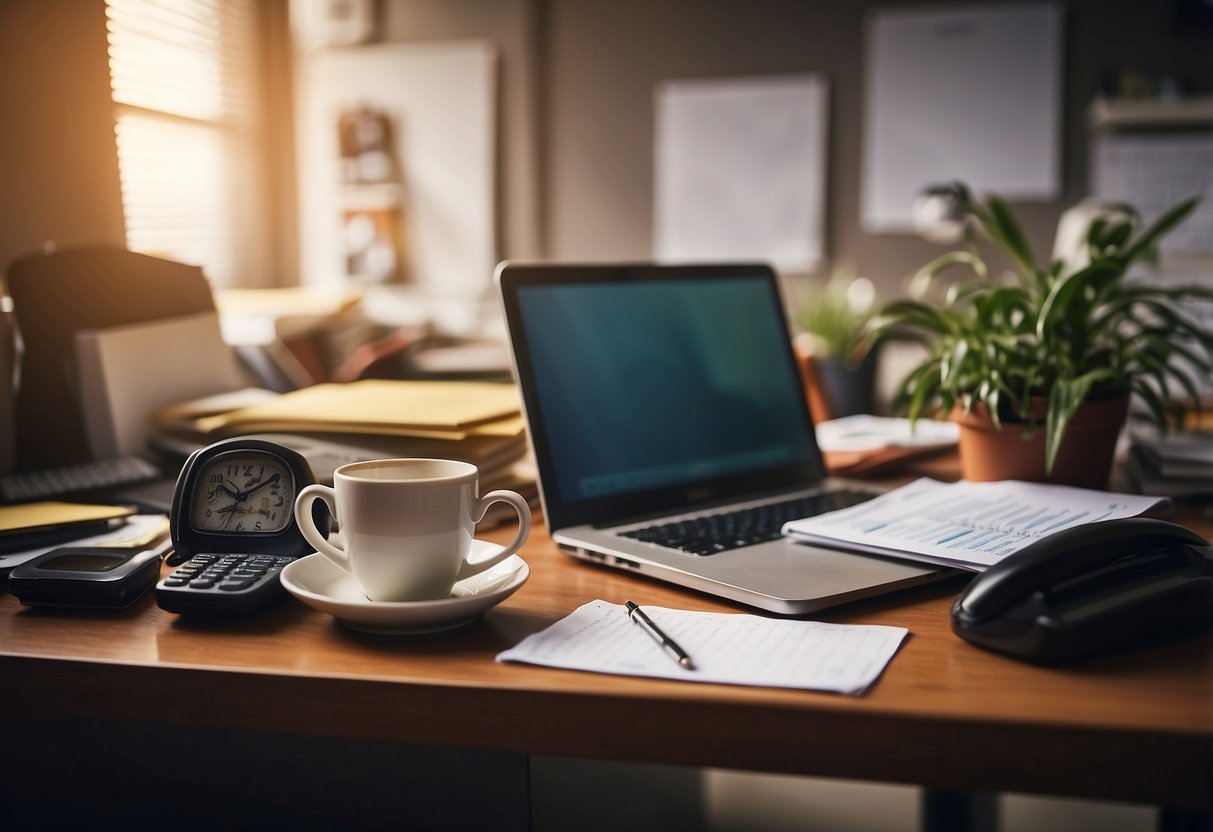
left=867, top=188, right=1212, bottom=488
left=794, top=267, right=880, bottom=419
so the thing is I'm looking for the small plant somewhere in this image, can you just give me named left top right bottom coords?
left=868, top=187, right=1213, bottom=473
left=795, top=267, right=877, bottom=365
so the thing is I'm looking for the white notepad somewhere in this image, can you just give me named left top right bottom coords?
left=496, top=601, right=907, bottom=696
left=75, top=311, right=246, bottom=458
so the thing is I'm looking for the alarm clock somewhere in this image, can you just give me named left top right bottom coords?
left=158, top=437, right=331, bottom=616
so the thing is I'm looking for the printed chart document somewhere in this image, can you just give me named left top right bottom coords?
left=783, top=478, right=1169, bottom=571
left=497, top=601, right=907, bottom=696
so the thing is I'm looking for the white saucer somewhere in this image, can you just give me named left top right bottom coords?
left=280, top=540, right=529, bottom=635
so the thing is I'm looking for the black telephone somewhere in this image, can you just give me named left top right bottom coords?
left=951, top=518, right=1213, bottom=664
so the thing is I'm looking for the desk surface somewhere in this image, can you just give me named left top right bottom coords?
left=2, top=495, right=1210, bottom=811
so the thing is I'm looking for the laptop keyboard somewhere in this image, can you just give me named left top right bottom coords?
left=0, top=455, right=162, bottom=503
left=619, top=489, right=875, bottom=556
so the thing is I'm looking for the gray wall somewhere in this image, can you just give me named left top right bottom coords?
left=537, top=0, right=1211, bottom=295
left=372, top=0, right=1212, bottom=298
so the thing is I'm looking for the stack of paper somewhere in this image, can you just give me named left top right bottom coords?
left=187, top=380, right=524, bottom=440
left=154, top=380, right=532, bottom=497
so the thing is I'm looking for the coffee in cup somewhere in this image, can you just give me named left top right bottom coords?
left=294, top=458, right=530, bottom=602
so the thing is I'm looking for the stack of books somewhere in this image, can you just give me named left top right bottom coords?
left=1126, top=427, right=1213, bottom=498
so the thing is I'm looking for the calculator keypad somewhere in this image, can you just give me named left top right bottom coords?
left=162, top=553, right=295, bottom=593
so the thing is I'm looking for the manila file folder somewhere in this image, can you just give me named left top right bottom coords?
left=192, top=380, right=524, bottom=440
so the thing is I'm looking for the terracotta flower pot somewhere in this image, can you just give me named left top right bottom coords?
left=951, top=396, right=1130, bottom=489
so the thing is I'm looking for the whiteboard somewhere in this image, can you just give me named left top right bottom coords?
left=653, top=73, right=828, bottom=273
left=295, top=41, right=497, bottom=302
left=861, top=4, right=1063, bottom=234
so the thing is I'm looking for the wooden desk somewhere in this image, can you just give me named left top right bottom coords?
left=1, top=506, right=1210, bottom=817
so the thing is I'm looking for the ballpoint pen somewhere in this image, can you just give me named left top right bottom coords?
left=625, top=600, right=695, bottom=670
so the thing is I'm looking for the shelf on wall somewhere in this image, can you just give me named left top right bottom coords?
left=1088, top=95, right=1213, bottom=130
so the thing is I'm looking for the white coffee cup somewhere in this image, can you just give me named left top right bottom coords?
left=294, top=458, right=530, bottom=602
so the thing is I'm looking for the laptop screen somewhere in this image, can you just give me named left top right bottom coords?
left=501, top=264, right=826, bottom=530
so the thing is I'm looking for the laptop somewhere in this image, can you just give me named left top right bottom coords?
left=497, top=262, right=947, bottom=615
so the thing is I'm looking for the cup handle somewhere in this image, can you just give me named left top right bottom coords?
left=294, top=484, right=351, bottom=573
left=456, top=489, right=532, bottom=581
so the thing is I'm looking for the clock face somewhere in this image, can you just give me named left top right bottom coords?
left=190, top=452, right=295, bottom=534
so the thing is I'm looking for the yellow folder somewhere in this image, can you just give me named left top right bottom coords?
left=0, top=501, right=135, bottom=536
left=193, top=380, right=524, bottom=439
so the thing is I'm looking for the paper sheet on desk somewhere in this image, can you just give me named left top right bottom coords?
left=496, top=601, right=907, bottom=696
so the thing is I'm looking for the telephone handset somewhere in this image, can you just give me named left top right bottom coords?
left=951, top=518, right=1213, bottom=664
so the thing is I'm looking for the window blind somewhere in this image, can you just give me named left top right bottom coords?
left=106, top=0, right=258, bottom=287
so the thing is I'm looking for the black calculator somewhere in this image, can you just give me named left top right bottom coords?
left=155, top=553, right=300, bottom=616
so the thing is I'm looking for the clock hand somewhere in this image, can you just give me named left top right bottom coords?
left=236, top=473, right=280, bottom=502
left=218, top=480, right=240, bottom=499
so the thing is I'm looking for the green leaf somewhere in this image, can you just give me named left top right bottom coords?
left=1119, top=196, right=1200, bottom=265
left=980, top=195, right=1037, bottom=279
left=1097, top=221, right=1134, bottom=255
left=941, top=338, right=972, bottom=395
left=1044, top=369, right=1116, bottom=473
left=1086, top=216, right=1108, bottom=250
left=906, top=365, right=940, bottom=421
left=913, top=251, right=988, bottom=288
left=1035, top=260, right=1120, bottom=341
left=1160, top=362, right=1204, bottom=406
left=1131, top=378, right=1169, bottom=429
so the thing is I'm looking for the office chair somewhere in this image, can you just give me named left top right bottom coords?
left=6, top=245, right=217, bottom=472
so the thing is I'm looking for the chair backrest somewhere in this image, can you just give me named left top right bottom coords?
left=6, top=246, right=216, bottom=471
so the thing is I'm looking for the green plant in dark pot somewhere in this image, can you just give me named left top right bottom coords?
left=867, top=189, right=1212, bottom=488
left=794, top=268, right=879, bottom=418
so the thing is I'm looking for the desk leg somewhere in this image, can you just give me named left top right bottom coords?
left=922, top=789, right=998, bottom=832
left=1160, top=810, right=1212, bottom=832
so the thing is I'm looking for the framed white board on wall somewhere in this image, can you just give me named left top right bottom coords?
left=654, top=73, right=829, bottom=274
left=861, top=3, right=1063, bottom=234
